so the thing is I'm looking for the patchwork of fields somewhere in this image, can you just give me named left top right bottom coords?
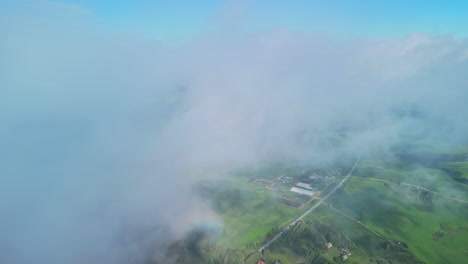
left=213, top=145, right=468, bottom=263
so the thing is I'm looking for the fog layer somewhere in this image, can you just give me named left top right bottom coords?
left=1, top=2, right=468, bottom=264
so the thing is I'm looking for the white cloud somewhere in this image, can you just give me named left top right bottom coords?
left=1, top=1, right=468, bottom=264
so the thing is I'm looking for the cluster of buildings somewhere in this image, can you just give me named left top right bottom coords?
left=310, top=175, right=334, bottom=184
left=256, top=171, right=338, bottom=208
left=325, top=243, right=351, bottom=261
left=287, top=172, right=335, bottom=198
left=290, top=182, right=317, bottom=197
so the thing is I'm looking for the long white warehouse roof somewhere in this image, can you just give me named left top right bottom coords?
left=290, top=187, right=315, bottom=196
left=296, top=182, right=313, bottom=190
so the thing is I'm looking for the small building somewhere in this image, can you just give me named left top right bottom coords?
left=290, top=187, right=315, bottom=196
left=340, top=248, right=352, bottom=260
left=325, top=242, right=333, bottom=248
left=296, top=182, right=313, bottom=190
left=340, top=248, right=351, bottom=256
left=257, top=260, right=267, bottom=264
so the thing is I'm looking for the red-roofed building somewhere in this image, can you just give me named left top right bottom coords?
left=257, top=261, right=267, bottom=264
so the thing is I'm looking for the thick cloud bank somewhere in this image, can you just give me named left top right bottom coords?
left=1, top=1, right=468, bottom=264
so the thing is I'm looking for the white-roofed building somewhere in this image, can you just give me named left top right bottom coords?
left=296, top=182, right=313, bottom=190
left=290, top=187, right=316, bottom=196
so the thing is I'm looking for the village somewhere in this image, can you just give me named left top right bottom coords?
left=251, top=167, right=342, bottom=209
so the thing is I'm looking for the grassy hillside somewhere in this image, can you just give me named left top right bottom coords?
left=203, top=172, right=314, bottom=248
left=329, top=177, right=468, bottom=264
left=172, top=144, right=468, bottom=264
left=245, top=205, right=424, bottom=264
left=328, top=148, right=468, bottom=264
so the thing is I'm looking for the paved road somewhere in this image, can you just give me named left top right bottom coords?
left=256, top=154, right=362, bottom=253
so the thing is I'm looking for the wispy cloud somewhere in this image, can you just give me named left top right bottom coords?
left=1, top=1, right=468, bottom=264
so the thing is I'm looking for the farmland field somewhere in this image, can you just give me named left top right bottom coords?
left=329, top=176, right=468, bottom=264
left=212, top=172, right=319, bottom=248
left=199, top=143, right=468, bottom=264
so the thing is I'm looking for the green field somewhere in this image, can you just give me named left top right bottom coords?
left=214, top=174, right=316, bottom=248
left=356, top=156, right=468, bottom=201
left=197, top=145, right=468, bottom=264
left=329, top=159, right=468, bottom=264
left=246, top=203, right=423, bottom=264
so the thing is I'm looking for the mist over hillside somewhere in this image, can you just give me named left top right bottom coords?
left=1, top=1, right=468, bottom=264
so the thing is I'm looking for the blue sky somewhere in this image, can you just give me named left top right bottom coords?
left=55, top=0, right=468, bottom=41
